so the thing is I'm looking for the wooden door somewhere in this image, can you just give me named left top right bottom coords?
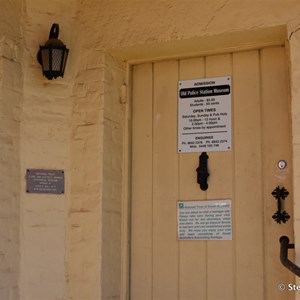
left=130, top=47, right=295, bottom=300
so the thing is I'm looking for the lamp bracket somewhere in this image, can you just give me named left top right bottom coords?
left=49, top=23, right=59, bottom=39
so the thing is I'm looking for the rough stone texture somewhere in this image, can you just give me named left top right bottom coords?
left=20, top=0, right=76, bottom=299
left=67, top=49, right=104, bottom=300
left=0, top=0, right=22, bottom=298
left=75, top=0, right=300, bottom=50
left=101, top=54, right=125, bottom=300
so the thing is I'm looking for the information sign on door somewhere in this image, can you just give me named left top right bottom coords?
left=177, top=200, right=232, bottom=240
left=178, top=76, right=232, bottom=153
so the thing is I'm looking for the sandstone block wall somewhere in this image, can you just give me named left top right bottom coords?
left=20, top=1, right=75, bottom=299
left=0, top=36, right=22, bottom=300
left=0, top=0, right=22, bottom=298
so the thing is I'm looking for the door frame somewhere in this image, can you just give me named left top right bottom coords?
left=115, top=26, right=290, bottom=299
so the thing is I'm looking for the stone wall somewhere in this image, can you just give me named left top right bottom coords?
left=20, top=0, right=76, bottom=299
left=101, top=54, right=125, bottom=300
left=67, top=49, right=104, bottom=300
left=67, top=48, right=126, bottom=299
left=0, top=37, right=22, bottom=300
left=0, top=0, right=22, bottom=298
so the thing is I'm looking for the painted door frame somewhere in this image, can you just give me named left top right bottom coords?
left=112, top=26, right=296, bottom=299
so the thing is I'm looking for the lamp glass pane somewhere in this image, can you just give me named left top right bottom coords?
left=51, top=48, right=63, bottom=71
left=61, top=49, right=69, bottom=74
left=41, top=48, right=50, bottom=71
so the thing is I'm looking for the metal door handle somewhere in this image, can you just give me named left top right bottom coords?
left=272, top=187, right=290, bottom=224
left=196, top=152, right=209, bottom=190
left=279, top=236, right=300, bottom=277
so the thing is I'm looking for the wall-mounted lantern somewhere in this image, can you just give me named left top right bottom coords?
left=37, top=23, right=69, bottom=80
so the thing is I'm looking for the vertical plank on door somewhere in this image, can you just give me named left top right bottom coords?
left=260, top=47, right=295, bottom=300
left=205, top=53, right=235, bottom=300
left=153, top=60, right=179, bottom=300
left=178, top=57, right=207, bottom=300
left=131, top=63, right=153, bottom=300
left=233, top=50, right=264, bottom=299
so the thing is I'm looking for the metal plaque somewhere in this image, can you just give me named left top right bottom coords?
left=178, top=76, right=232, bottom=153
left=26, top=169, right=65, bottom=194
left=177, top=199, right=232, bottom=240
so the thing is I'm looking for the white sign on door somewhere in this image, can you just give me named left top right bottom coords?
left=178, top=76, right=232, bottom=153
left=177, top=199, right=232, bottom=240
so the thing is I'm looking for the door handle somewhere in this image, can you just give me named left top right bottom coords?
left=196, top=152, right=209, bottom=190
left=272, top=186, right=290, bottom=224
left=279, top=236, right=300, bottom=277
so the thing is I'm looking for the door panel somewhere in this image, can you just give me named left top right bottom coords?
left=233, top=50, right=264, bottom=299
left=260, top=47, right=295, bottom=299
left=205, top=54, right=234, bottom=300
left=152, top=61, right=179, bottom=299
left=131, top=47, right=294, bottom=300
left=131, top=63, right=153, bottom=299
left=178, top=57, right=206, bottom=300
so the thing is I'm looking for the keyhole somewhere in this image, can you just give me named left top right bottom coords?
left=278, top=160, right=287, bottom=170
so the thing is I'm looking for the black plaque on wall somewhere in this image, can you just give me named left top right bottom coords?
left=26, top=169, right=65, bottom=194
